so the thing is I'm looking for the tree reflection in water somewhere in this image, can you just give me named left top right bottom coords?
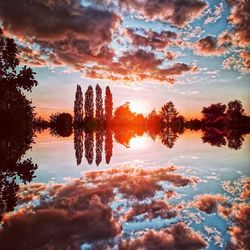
left=201, top=127, right=247, bottom=150
left=0, top=129, right=37, bottom=220
left=71, top=125, right=249, bottom=166
left=84, top=131, right=94, bottom=165
left=105, top=128, right=113, bottom=164
left=95, top=130, right=104, bottom=166
left=74, top=128, right=84, bottom=165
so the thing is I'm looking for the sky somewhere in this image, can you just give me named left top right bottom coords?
left=0, top=0, right=249, bottom=118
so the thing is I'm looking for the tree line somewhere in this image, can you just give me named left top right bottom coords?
left=74, top=84, right=113, bottom=127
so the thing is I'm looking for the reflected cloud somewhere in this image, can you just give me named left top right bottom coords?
left=0, top=164, right=249, bottom=249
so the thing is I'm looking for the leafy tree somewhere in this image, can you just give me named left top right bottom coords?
left=160, top=101, right=178, bottom=126
left=50, top=113, right=73, bottom=137
left=0, top=29, right=37, bottom=92
left=201, top=128, right=226, bottom=147
left=74, top=84, right=83, bottom=126
left=171, top=115, right=185, bottom=133
left=0, top=29, right=38, bottom=219
left=160, top=127, right=178, bottom=149
left=105, top=86, right=113, bottom=123
left=114, top=102, right=134, bottom=124
left=226, top=100, right=244, bottom=122
left=201, top=103, right=226, bottom=124
left=95, top=84, right=104, bottom=122
left=84, top=85, right=94, bottom=121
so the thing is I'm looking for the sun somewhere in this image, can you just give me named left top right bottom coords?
left=130, top=101, right=148, bottom=114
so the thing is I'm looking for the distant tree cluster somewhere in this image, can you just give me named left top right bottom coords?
left=73, top=84, right=113, bottom=127
left=201, top=100, right=250, bottom=128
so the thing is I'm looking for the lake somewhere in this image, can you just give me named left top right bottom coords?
left=1, top=129, right=249, bottom=249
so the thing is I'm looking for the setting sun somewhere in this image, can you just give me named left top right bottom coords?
left=130, top=101, right=148, bottom=114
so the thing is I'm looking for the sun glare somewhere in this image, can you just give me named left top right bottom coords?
left=129, top=136, right=149, bottom=149
left=130, top=101, right=148, bottom=114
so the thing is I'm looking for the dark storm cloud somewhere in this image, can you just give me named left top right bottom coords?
left=119, top=0, right=208, bottom=28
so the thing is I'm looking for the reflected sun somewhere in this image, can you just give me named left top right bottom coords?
left=130, top=101, right=148, bottom=114
left=130, top=136, right=149, bottom=149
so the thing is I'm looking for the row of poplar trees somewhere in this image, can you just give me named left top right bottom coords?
left=74, top=84, right=113, bottom=126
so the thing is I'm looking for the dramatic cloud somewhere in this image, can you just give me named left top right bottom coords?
left=218, top=203, right=250, bottom=250
left=227, top=0, right=250, bottom=47
left=85, top=49, right=195, bottom=83
left=222, top=50, right=250, bottom=73
left=126, top=28, right=178, bottom=49
left=0, top=0, right=210, bottom=82
left=0, top=184, right=120, bottom=249
left=193, top=194, right=227, bottom=214
left=119, top=222, right=207, bottom=250
left=120, top=0, right=208, bottom=28
left=228, top=203, right=250, bottom=250
left=194, top=36, right=226, bottom=56
left=0, top=0, right=120, bottom=68
left=124, top=200, right=177, bottom=222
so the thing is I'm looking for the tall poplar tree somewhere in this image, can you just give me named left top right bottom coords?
left=74, top=85, right=83, bottom=126
left=95, top=84, right=104, bottom=121
left=84, top=85, right=94, bottom=121
left=105, top=86, right=113, bottom=123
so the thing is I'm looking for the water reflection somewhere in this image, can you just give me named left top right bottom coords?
left=0, top=125, right=249, bottom=249
left=0, top=166, right=248, bottom=249
left=0, top=128, right=37, bottom=219
left=71, top=126, right=250, bottom=166
left=74, top=128, right=84, bottom=165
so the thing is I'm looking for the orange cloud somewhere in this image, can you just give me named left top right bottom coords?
left=120, top=222, right=207, bottom=250
left=193, top=194, right=227, bottom=214
left=120, top=0, right=207, bottom=28
left=194, top=36, right=226, bottom=56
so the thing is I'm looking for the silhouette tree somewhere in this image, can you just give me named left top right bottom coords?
left=85, top=131, right=94, bottom=164
left=74, top=85, right=83, bottom=126
left=160, top=101, right=178, bottom=127
left=50, top=113, right=73, bottom=137
left=95, top=130, right=104, bottom=166
left=0, top=29, right=38, bottom=219
left=159, top=127, right=178, bottom=148
left=96, top=84, right=104, bottom=122
left=114, top=102, right=134, bottom=124
left=74, top=128, right=84, bottom=165
left=226, top=129, right=244, bottom=150
left=105, top=86, right=113, bottom=124
left=226, top=100, right=244, bottom=123
left=84, top=85, right=94, bottom=121
left=147, top=109, right=161, bottom=141
left=201, top=128, right=226, bottom=147
left=105, top=128, right=113, bottom=164
left=172, top=115, right=185, bottom=133
left=201, top=103, right=226, bottom=125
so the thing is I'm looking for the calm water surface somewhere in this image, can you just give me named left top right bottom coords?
left=1, top=129, right=250, bottom=250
